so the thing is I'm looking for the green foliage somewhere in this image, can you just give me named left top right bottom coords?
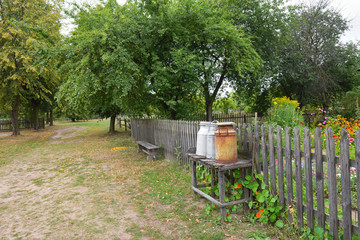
left=213, top=95, right=237, bottom=114
left=276, top=1, right=358, bottom=110
left=300, top=226, right=333, bottom=240
left=0, top=0, right=62, bottom=133
left=241, top=172, right=285, bottom=225
left=267, top=96, right=304, bottom=129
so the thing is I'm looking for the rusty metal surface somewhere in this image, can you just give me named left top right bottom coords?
left=215, top=125, right=238, bottom=164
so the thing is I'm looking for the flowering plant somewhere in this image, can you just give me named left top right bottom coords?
left=241, top=172, right=285, bottom=227
left=267, top=96, right=304, bottom=129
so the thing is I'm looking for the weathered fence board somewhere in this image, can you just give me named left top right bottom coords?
left=326, top=128, right=339, bottom=239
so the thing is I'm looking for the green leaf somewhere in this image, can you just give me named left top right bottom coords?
left=275, top=220, right=284, bottom=228
left=269, top=214, right=276, bottom=222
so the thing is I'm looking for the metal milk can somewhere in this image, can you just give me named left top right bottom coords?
left=215, top=122, right=238, bottom=163
left=196, top=122, right=210, bottom=156
left=206, top=122, right=217, bottom=159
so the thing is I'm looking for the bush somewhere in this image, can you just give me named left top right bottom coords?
left=267, top=97, right=304, bottom=129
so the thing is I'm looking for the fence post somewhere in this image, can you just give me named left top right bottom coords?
left=304, top=127, right=314, bottom=231
left=261, top=124, right=269, bottom=190
left=315, top=127, right=325, bottom=230
left=268, top=125, right=276, bottom=196
left=285, top=126, right=293, bottom=224
left=356, top=129, right=360, bottom=235
left=294, top=126, right=303, bottom=229
left=276, top=125, right=285, bottom=209
left=340, top=129, right=352, bottom=239
left=326, top=128, right=339, bottom=240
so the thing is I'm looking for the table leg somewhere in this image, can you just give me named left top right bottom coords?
left=211, top=168, right=215, bottom=198
left=192, top=160, right=197, bottom=199
left=218, top=170, right=226, bottom=222
left=242, top=168, right=249, bottom=212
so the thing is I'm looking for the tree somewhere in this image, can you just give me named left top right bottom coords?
left=58, top=0, right=145, bottom=133
left=0, top=0, right=62, bottom=135
left=276, top=0, right=357, bottom=111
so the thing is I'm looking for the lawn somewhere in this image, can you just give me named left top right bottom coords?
left=0, top=120, right=292, bottom=239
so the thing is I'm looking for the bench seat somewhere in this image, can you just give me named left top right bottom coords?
left=136, top=141, right=160, bottom=160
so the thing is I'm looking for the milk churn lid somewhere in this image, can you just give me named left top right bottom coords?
left=216, top=122, right=236, bottom=126
left=199, top=121, right=211, bottom=126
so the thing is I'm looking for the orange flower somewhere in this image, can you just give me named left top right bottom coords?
left=256, top=212, right=261, bottom=218
left=238, top=183, right=241, bottom=188
left=260, top=208, right=264, bottom=213
left=214, top=204, right=218, bottom=207
left=256, top=192, right=259, bottom=195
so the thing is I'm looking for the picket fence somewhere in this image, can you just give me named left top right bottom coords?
left=131, top=118, right=359, bottom=239
left=0, top=118, right=45, bottom=131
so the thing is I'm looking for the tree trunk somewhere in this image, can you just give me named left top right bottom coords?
left=32, top=103, right=39, bottom=130
left=71, top=118, right=75, bottom=122
left=10, top=95, right=20, bottom=136
left=109, top=115, right=116, bottom=134
left=206, top=101, right=213, bottom=121
left=50, top=110, right=54, bottom=126
left=46, top=112, right=50, bottom=125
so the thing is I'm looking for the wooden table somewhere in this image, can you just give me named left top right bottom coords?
left=188, top=153, right=253, bottom=221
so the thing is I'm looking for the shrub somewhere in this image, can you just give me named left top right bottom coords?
left=267, top=97, right=304, bottom=129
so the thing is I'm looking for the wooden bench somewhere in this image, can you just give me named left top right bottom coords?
left=136, top=141, right=160, bottom=160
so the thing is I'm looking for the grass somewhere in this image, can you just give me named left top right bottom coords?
left=0, top=119, right=300, bottom=239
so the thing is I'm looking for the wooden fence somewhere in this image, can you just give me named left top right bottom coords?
left=0, top=118, right=45, bottom=131
left=131, top=118, right=359, bottom=239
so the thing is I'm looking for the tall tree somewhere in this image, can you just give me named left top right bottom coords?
left=276, top=0, right=355, bottom=111
left=0, top=0, right=62, bottom=135
left=58, top=0, right=145, bottom=133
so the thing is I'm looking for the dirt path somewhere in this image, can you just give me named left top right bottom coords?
left=0, top=124, right=142, bottom=239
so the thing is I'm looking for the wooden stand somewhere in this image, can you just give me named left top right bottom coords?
left=188, top=153, right=252, bottom=222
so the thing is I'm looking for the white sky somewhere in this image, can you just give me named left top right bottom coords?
left=61, top=0, right=360, bottom=43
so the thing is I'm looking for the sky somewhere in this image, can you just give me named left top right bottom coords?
left=61, top=0, right=360, bottom=43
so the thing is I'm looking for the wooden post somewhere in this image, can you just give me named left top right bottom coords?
left=340, top=129, right=352, bottom=239
left=219, top=170, right=226, bottom=221
left=192, top=159, right=198, bottom=199
left=304, top=127, right=314, bottom=230
left=315, top=127, right=325, bottom=230
left=125, top=119, right=127, bottom=131
left=356, top=129, right=360, bottom=236
left=326, top=128, right=338, bottom=239
left=276, top=125, right=285, bottom=209
left=268, top=125, right=276, bottom=195
left=285, top=126, right=293, bottom=224
left=294, top=126, right=303, bottom=229
left=261, top=124, right=269, bottom=190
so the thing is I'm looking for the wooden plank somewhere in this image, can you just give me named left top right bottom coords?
left=304, top=127, right=314, bottom=230
left=314, top=127, right=325, bottom=230
left=325, top=127, right=339, bottom=240
left=276, top=125, right=285, bottom=209
left=243, top=124, right=248, bottom=152
left=356, top=129, right=360, bottom=235
left=218, top=170, right=226, bottom=221
left=248, top=124, right=253, bottom=153
left=238, top=123, right=242, bottom=152
left=268, top=125, right=276, bottom=195
left=285, top=126, right=293, bottom=224
left=340, top=128, right=352, bottom=239
left=255, top=122, right=261, bottom=173
left=261, top=124, right=269, bottom=190
left=294, top=126, right=303, bottom=229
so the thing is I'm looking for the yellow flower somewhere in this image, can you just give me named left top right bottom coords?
left=273, top=102, right=277, bottom=105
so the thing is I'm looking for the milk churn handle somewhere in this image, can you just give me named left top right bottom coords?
left=219, top=128, right=229, bottom=136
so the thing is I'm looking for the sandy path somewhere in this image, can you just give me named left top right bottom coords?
left=0, top=125, right=142, bottom=239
